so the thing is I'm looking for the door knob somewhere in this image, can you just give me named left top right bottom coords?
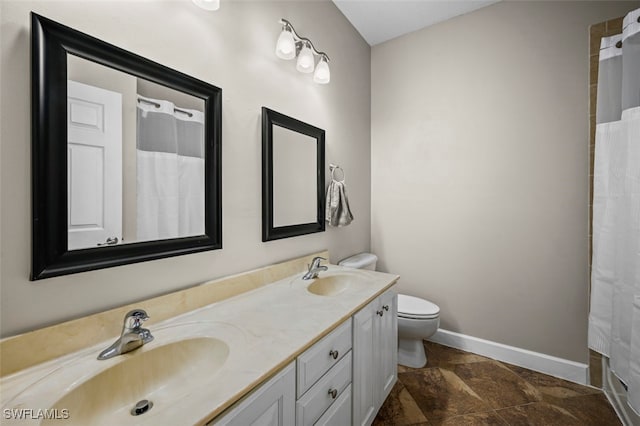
left=97, top=237, right=119, bottom=246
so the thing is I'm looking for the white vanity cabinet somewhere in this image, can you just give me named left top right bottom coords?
left=353, top=290, right=398, bottom=426
left=210, top=362, right=296, bottom=426
left=210, top=288, right=397, bottom=426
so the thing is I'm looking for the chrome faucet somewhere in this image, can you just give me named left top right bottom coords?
left=97, top=309, right=154, bottom=360
left=302, top=256, right=328, bottom=280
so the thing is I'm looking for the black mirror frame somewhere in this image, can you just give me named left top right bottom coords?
left=31, top=13, right=222, bottom=280
left=261, top=107, right=325, bottom=242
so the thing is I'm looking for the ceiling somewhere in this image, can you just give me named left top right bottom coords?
left=332, top=0, right=500, bottom=46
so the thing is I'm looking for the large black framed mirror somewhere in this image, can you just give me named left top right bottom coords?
left=262, top=107, right=325, bottom=241
left=31, top=13, right=222, bottom=280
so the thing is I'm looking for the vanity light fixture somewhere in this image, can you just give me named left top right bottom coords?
left=192, top=0, right=220, bottom=11
left=275, top=19, right=330, bottom=84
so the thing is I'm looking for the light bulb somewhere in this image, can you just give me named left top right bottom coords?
left=275, top=28, right=296, bottom=60
left=296, top=43, right=315, bottom=74
left=313, top=58, right=330, bottom=84
left=192, top=0, right=220, bottom=11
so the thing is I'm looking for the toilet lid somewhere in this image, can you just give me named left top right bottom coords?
left=398, top=294, right=440, bottom=319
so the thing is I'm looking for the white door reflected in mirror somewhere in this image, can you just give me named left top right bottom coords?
left=67, top=80, right=122, bottom=250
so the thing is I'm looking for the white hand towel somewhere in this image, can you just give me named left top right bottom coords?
left=326, top=179, right=354, bottom=227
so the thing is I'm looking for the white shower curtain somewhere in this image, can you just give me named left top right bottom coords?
left=176, top=107, right=205, bottom=237
left=588, top=7, right=640, bottom=416
left=136, top=95, right=205, bottom=242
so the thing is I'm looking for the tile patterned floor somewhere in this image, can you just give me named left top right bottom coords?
left=373, top=341, right=621, bottom=426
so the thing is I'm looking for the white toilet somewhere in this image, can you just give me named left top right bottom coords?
left=338, top=253, right=440, bottom=368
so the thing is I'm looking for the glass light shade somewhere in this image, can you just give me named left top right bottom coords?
left=296, top=44, right=315, bottom=73
left=275, top=29, right=296, bottom=60
left=192, top=0, right=220, bottom=11
left=313, top=59, right=330, bottom=84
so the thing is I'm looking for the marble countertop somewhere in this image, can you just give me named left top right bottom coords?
left=0, top=265, right=398, bottom=425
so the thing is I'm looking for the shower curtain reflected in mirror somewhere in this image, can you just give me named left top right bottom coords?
left=136, top=96, right=205, bottom=242
left=588, top=7, right=640, bottom=416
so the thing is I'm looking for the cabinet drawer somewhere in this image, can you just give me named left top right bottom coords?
left=297, top=318, right=352, bottom=398
left=295, top=351, right=352, bottom=426
left=314, top=383, right=351, bottom=426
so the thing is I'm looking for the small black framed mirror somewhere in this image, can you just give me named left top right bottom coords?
left=262, top=107, right=325, bottom=241
left=31, top=14, right=222, bottom=280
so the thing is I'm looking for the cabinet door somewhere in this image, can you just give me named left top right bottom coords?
left=211, top=362, right=295, bottom=426
left=352, top=300, right=377, bottom=426
left=377, top=291, right=398, bottom=404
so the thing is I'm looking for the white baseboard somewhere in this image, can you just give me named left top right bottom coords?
left=428, top=329, right=589, bottom=385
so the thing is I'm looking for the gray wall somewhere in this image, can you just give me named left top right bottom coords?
left=371, top=1, right=636, bottom=363
left=0, top=0, right=371, bottom=337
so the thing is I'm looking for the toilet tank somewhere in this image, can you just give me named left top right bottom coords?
left=338, top=253, right=378, bottom=271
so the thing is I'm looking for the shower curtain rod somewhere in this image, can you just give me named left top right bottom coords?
left=137, top=97, right=193, bottom=118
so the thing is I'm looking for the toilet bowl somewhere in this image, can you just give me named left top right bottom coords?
left=338, top=253, right=441, bottom=369
left=397, top=294, right=440, bottom=368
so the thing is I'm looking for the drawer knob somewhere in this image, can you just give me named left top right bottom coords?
left=377, top=310, right=384, bottom=317
left=328, top=388, right=338, bottom=399
left=329, top=350, right=339, bottom=359
left=383, top=305, right=389, bottom=311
